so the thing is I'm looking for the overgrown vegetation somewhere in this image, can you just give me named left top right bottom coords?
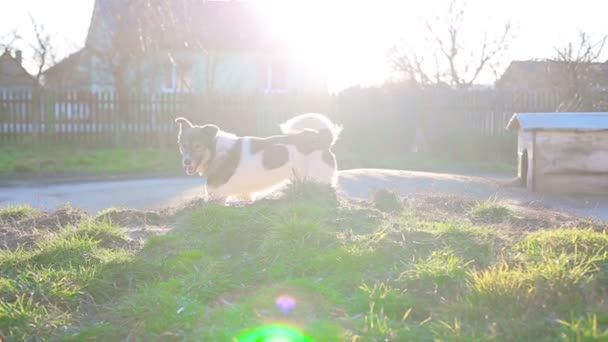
left=1, top=184, right=607, bottom=341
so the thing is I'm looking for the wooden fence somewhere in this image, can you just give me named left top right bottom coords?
left=1, top=89, right=605, bottom=160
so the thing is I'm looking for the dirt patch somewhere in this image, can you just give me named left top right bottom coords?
left=162, top=197, right=210, bottom=217
left=400, top=192, right=608, bottom=233
left=94, top=208, right=175, bottom=242
left=95, top=208, right=165, bottom=226
left=406, top=193, right=475, bottom=215
left=504, top=205, right=608, bottom=232
left=123, top=225, right=173, bottom=241
left=0, top=206, right=174, bottom=251
left=0, top=206, right=89, bottom=251
left=30, top=206, right=89, bottom=229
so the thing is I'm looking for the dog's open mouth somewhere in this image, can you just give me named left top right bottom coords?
left=184, top=163, right=199, bottom=175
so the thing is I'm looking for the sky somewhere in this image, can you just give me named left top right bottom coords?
left=0, top=0, right=607, bottom=92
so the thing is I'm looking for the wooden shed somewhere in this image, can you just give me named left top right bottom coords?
left=506, top=112, right=608, bottom=195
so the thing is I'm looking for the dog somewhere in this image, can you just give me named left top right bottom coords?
left=175, top=113, right=342, bottom=202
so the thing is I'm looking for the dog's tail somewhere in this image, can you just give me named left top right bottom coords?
left=279, top=113, right=343, bottom=146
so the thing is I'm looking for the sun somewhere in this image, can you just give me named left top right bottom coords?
left=256, top=1, right=336, bottom=62
left=255, top=0, right=416, bottom=92
left=256, top=0, right=401, bottom=91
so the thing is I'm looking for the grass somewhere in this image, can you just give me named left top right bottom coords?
left=372, top=188, right=403, bottom=213
left=0, top=145, right=180, bottom=177
left=0, top=205, right=40, bottom=223
left=0, top=219, right=132, bottom=340
left=0, top=144, right=516, bottom=179
left=467, top=197, right=515, bottom=223
left=1, top=182, right=607, bottom=341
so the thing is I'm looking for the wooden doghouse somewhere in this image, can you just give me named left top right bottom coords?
left=506, top=112, right=608, bottom=195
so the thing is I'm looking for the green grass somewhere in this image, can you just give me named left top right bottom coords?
left=467, top=197, right=515, bottom=223
left=0, top=144, right=516, bottom=179
left=372, top=188, right=403, bottom=213
left=0, top=219, right=132, bottom=340
left=0, top=145, right=180, bottom=177
left=0, top=205, right=40, bottom=223
left=1, top=183, right=607, bottom=341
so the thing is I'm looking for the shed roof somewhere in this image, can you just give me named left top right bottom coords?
left=506, top=112, right=608, bottom=131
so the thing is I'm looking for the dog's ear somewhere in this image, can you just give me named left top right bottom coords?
left=175, top=117, right=193, bottom=142
left=175, top=117, right=193, bottom=128
left=202, top=124, right=219, bottom=138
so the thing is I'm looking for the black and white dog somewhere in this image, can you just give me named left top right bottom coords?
left=175, top=113, right=342, bottom=202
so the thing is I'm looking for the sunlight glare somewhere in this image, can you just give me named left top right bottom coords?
left=257, top=0, right=409, bottom=91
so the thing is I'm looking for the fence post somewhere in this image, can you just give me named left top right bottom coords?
left=32, top=89, right=40, bottom=144
left=112, top=92, right=120, bottom=147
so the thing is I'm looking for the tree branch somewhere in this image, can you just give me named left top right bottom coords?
left=391, top=0, right=512, bottom=89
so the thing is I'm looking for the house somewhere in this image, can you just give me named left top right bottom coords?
left=43, top=0, right=328, bottom=94
left=506, top=112, right=608, bottom=195
left=496, top=60, right=608, bottom=91
left=0, top=50, right=37, bottom=92
left=42, top=49, right=93, bottom=92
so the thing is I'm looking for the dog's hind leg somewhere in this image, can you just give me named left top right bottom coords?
left=306, top=150, right=338, bottom=187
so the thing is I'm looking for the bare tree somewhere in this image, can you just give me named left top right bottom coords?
left=88, top=0, right=208, bottom=94
left=27, top=14, right=57, bottom=88
left=387, top=50, right=434, bottom=87
left=88, top=0, right=153, bottom=95
left=389, top=0, right=512, bottom=89
left=0, top=16, right=57, bottom=89
left=0, top=28, right=20, bottom=52
left=549, top=32, right=608, bottom=111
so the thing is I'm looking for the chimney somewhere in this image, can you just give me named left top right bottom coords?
left=15, top=50, right=22, bottom=65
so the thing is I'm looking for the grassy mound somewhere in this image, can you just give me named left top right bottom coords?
left=1, top=183, right=607, bottom=341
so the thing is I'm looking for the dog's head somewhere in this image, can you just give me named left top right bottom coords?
left=175, top=117, right=219, bottom=175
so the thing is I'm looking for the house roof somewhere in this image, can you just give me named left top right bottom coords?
left=505, top=60, right=608, bottom=72
left=496, top=60, right=608, bottom=89
left=0, top=51, right=36, bottom=87
left=42, top=48, right=93, bottom=90
left=43, top=49, right=86, bottom=76
left=506, top=112, right=608, bottom=131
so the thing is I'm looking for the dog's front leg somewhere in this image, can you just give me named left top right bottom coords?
left=206, top=189, right=229, bottom=205
left=202, top=183, right=211, bottom=202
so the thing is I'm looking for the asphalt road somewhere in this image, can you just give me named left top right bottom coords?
left=1, top=169, right=607, bottom=221
left=0, top=176, right=206, bottom=213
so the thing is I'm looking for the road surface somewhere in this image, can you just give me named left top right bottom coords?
left=1, top=169, right=607, bottom=221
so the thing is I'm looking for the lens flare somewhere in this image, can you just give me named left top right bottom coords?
left=275, top=295, right=296, bottom=314
left=236, top=294, right=312, bottom=341
left=236, top=324, right=313, bottom=342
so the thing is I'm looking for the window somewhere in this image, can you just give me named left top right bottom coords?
left=162, top=64, right=174, bottom=91
left=266, top=62, right=288, bottom=93
left=162, top=61, right=193, bottom=92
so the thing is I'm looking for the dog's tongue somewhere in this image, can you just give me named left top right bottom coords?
left=184, top=165, right=197, bottom=175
